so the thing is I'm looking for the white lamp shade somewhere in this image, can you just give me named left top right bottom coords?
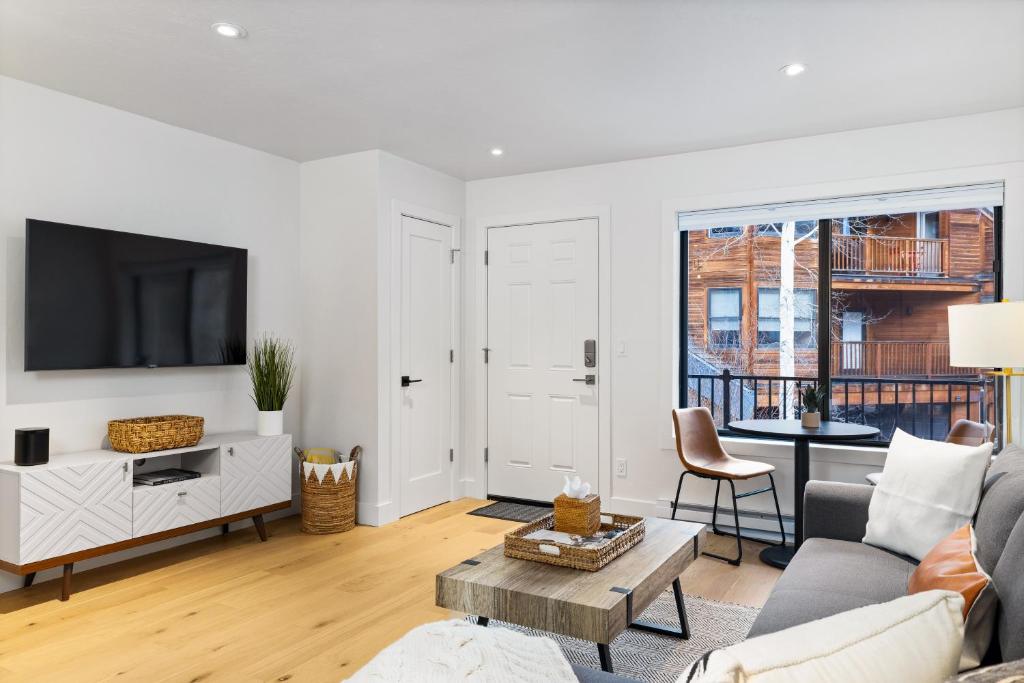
left=948, top=301, right=1024, bottom=368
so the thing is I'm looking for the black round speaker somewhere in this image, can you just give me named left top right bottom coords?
left=14, top=428, right=49, bottom=466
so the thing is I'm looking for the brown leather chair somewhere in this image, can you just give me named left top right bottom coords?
left=671, top=407, right=786, bottom=566
left=865, top=419, right=995, bottom=485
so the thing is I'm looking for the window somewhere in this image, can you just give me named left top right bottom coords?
left=917, top=211, right=940, bottom=239
left=680, top=192, right=1003, bottom=446
left=755, top=220, right=818, bottom=239
left=840, top=217, right=870, bottom=236
left=708, top=288, right=741, bottom=348
left=757, top=288, right=816, bottom=348
left=708, top=226, right=742, bottom=238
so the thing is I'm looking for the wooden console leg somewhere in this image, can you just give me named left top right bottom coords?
left=60, top=563, right=73, bottom=601
left=252, top=514, right=268, bottom=542
left=23, top=572, right=36, bottom=588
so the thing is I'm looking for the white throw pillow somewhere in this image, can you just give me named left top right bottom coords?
left=863, top=428, right=992, bottom=561
left=685, top=590, right=965, bottom=683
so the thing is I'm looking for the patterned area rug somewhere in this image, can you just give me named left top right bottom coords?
left=468, top=500, right=552, bottom=522
left=470, top=590, right=758, bottom=683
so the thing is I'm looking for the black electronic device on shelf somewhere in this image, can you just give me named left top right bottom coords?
left=132, top=468, right=202, bottom=486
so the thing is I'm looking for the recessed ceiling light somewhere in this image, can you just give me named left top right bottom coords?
left=490, top=148, right=504, bottom=157
left=780, top=63, right=806, bottom=77
left=211, top=22, right=247, bottom=39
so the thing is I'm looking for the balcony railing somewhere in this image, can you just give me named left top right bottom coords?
left=832, top=234, right=948, bottom=276
left=687, top=370, right=996, bottom=444
left=830, top=341, right=975, bottom=377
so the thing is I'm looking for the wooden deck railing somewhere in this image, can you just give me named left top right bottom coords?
left=831, top=341, right=976, bottom=377
left=832, top=234, right=948, bottom=276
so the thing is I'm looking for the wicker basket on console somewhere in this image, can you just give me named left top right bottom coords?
left=108, top=415, right=204, bottom=454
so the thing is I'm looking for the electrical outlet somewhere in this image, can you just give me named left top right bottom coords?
left=615, top=459, right=627, bottom=478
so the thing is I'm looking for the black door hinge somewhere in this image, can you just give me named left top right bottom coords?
left=449, top=448, right=454, bottom=463
left=482, top=347, right=490, bottom=363
left=450, top=349, right=454, bottom=363
left=484, top=447, right=489, bottom=463
left=484, top=250, right=489, bottom=266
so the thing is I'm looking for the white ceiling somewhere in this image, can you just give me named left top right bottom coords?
left=2, top=1, right=1023, bottom=179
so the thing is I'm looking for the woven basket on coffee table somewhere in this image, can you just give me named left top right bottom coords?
left=300, top=446, right=360, bottom=534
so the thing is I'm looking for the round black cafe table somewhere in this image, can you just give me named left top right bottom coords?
left=727, top=419, right=879, bottom=569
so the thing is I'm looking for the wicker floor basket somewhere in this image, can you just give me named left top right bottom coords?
left=504, top=513, right=645, bottom=571
left=108, top=415, right=204, bottom=454
left=300, top=446, right=360, bottom=534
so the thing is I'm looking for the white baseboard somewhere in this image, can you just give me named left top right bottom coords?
left=357, top=499, right=398, bottom=527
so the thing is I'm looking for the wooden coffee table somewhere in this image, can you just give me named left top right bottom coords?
left=436, top=517, right=706, bottom=674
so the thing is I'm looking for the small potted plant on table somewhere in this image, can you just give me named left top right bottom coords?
left=800, top=385, right=828, bottom=429
left=248, top=333, right=296, bottom=436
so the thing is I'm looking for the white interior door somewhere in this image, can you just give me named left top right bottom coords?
left=487, top=218, right=599, bottom=501
left=400, top=215, right=453, bottom=516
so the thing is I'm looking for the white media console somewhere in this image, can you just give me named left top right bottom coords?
left=0, top=432, right=292, bottom=600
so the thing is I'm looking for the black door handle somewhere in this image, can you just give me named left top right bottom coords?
left=401, top=375, right=423, bottom=387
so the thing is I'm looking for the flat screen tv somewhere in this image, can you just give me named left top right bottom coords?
left=25, top=219, right=247, bottom=370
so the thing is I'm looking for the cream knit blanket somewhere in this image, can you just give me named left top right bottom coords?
left=346, top=619, right=577, bottom=682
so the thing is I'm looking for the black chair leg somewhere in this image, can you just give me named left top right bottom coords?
left=671, top=471, right=686, bottom=521
left=768, top=472, right=787, bottom=547
left=727, top=479, right=742, bottom=565
left=702, top=477, right=742, bottom=566
left=710, top=479, right=722, bottom=534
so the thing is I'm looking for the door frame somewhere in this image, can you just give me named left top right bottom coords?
left=386, top=201, right=461, bottom=523
left=469, top=206, right=612, bottom=504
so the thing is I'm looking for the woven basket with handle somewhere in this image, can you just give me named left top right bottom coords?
left=299, top=446, right=360, bottom=534
left=108, top=415, right=204, bottom=454
left=504, top=513, right=645, bottom=571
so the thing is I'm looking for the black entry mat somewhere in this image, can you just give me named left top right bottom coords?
left=468, top=501, right=552, bottom=523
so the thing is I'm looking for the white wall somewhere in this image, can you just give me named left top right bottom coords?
left=0, top=76, right=303, bottom=591
left=299, top=150, right=381, bottom=520
left=299, top=150, right=464, bottom=525
left=464, top=108, right=1024, bottom=526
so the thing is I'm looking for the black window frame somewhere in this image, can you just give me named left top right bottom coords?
left=680, top=209, right=1004, bottom=448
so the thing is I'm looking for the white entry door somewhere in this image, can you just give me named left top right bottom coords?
left=487, top=218, right=600, bottom=501
left=400, top=215, right=454, bottom=516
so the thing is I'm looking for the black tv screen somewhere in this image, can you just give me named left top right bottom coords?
left=25, top=219, right=247, bottom=370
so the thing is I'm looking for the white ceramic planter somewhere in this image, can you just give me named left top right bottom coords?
left=801, top=412, right=821, bottom=429
left=257, top=410, right=284, bottom=436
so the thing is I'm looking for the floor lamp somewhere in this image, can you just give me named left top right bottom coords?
left=948, top=301, right=1024, bottom=445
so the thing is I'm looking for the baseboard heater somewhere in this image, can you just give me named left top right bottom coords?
left=659, top=500, right=795, bottom=545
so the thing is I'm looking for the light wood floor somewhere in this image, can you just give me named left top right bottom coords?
left=0, top=499, right=781, bottom=682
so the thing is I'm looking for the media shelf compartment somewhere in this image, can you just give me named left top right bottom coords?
left=131, top=445, right=220, bottom=485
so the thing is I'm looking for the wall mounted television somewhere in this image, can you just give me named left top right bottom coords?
left=25, top=219, right=247, bottom=371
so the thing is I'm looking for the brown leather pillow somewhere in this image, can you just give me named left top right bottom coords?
left=909, top=524, right=996, bottom=671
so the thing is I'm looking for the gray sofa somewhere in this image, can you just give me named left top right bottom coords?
left=573, top=444, right=1024, bottom=683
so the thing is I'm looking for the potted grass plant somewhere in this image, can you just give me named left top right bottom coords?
left=248, top=334, right=296, bottom=436
left=800, top=385, right=828, bottom=429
